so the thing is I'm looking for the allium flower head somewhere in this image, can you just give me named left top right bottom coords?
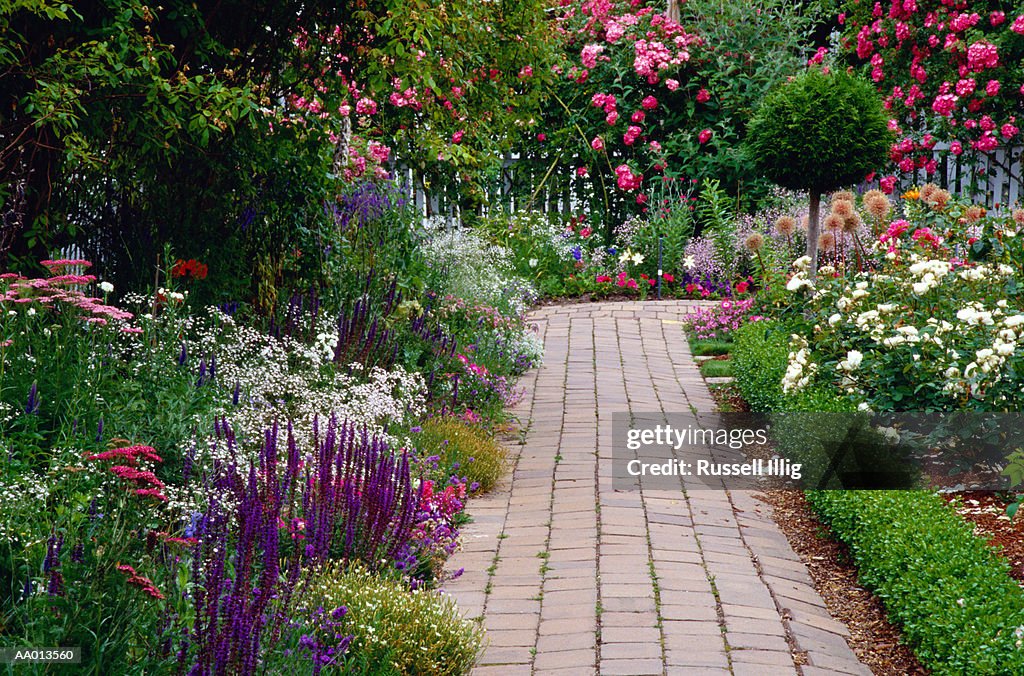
left=919, top=183, right=938, bottom=203
left=823, top=213, right=844, bottom=231
left=830, top=199, right=854, bottom=219
left=744, top=233, right=765, bottom=252
left=775, top=216, right=797, bottom=236
left=963, top=205, right=986, bottom=223
left=819, top=232, right=836, bottom=250
left=841, top=213, right=862, bottom=234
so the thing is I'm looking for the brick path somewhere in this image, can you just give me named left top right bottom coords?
left=445, top=301, right=869, bottom=676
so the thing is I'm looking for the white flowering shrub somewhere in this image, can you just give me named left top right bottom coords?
left=769, top=193, right=1024, bottom=412
left=422, top=223, right=537, bottom=316
left=173, top=306, right=426, bottom=468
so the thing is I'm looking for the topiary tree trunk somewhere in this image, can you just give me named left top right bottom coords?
left=667, top=0, right=680, bottom=22
left=806, top=190, right=820, bottom=279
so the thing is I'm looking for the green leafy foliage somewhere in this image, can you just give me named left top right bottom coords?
left=807, top=490, right=1024, bottom=675
left=731, top=320, right=790, bottom=412
left=745, top=67, right=894, bottom=194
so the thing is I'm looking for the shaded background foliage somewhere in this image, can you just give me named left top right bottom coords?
left=0, top=0, right=554, bottom=307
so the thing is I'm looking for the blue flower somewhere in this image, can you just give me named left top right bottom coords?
left=572, top=245, right=583, bottom=262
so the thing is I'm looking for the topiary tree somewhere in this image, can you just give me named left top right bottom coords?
left=745, top=67, right=893, bottom=277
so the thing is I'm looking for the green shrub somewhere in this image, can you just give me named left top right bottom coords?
left=308, top=562, right=485, bottom=675
left=731, top=320, right=789, bottom=412
left=807, top=491, right=1024, bottom=675
left=415, top=417, right=509, bottom=493
left=746, top=68, right=892, bottom=196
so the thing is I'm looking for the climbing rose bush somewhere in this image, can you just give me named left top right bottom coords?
left=838, top=0, right=1024, bottom=189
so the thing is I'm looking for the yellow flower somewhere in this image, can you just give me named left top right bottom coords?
left=902, top=188, right=920, bottom=200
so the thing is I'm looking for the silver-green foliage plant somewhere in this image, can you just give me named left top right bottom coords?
left=306, top=562, right=484, bottom=675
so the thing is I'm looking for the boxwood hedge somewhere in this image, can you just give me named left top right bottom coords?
left=807, top=490, right=1024, bottom=675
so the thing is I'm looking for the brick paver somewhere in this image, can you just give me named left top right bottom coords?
left=445, top=301, right=869, bottom=675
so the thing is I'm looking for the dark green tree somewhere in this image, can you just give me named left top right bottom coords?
left=745, top=67, right=892, bottom=276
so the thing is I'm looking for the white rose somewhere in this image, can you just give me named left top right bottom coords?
left=528, top=258, right=539, bottom=268
left=839, top=350, right=863, bottom=371
left=828, top=314, right=842, bottom=326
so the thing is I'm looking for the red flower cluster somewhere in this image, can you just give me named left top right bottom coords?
left=420, top=479, right=466, bottom=519
left=171, top=258, right=208, bottom=281
left=90, top=445, right=170, bottom=503
left=116, top=564, right=165, bottom=599
left=85, top=445, right=163, bottom=466
left=2, top=261, right=137, bottom=328
left=110, top=465, right=164, bottom=488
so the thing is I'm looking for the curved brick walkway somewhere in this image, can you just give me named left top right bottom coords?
left=445, top=301, right=870, bottom=676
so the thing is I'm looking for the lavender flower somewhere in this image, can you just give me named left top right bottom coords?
left=24, top=382, right=39, bottom=415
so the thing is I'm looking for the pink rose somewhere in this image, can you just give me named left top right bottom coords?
left=665, top=79, right=680, bottom=91
left=696, top=88, right=710, bottom=103
left=955, top=79, right=976, bottom=96
left=698, top=128, right=712, bottom=144
left=355, top=97, right=378, bottom=115
left=452, top=130, right=464, bottom=144
left=591, top=136, right=605, bottom=151
left=641, top=95, right=658, bottom=110
left=931, top=94, right=958, bottom=116
left=986, top=80, right=1001, bottom=96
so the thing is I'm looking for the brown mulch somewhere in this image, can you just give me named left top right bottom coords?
left=942, top=491, right=1024, bottom=582
left=707, top=382, right=749, bottom=413
left=762, top=490, right=928, bottom=676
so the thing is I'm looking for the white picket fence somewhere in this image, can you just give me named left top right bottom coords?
left=396, top=143, right=1024, bottom=228
left=867, top=143, right=1023, bottom=210
left=392, top=152, right=606, bottom=228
